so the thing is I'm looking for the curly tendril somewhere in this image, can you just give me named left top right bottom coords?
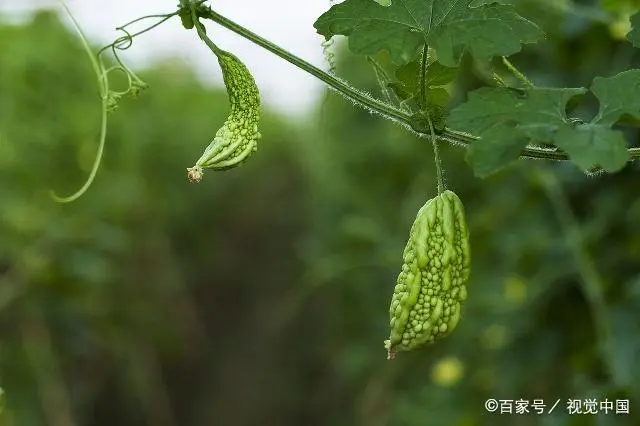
left=320, top=0, right=337, bottom=74
left=50, top=3, right=175, bottom=203
left=321, top=38, right=336, bottom=74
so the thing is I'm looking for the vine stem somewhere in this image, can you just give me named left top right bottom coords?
left=97, top=13, right=177, bottom=57
left=419, top=44, right=428, bottom=109
left=502, top=57, right=534, bottom=88
left=200, top=9, right=640, bottom=163
left=200, top=11, right=418, bottom=127
left=50, top=0, right=109, bottom=203
left=427, top=115, right=444, bottom=195
left=191, top=5, right=223, bottom=57
left=419, top=43, right=444, bottom=194
left=367, top=56, right=405, bottom=111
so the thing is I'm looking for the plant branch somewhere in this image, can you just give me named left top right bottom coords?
left=200, top=10, right=412, bottom=126
left=196, top=8, right=640, bottom=164
left=427, top=114, right=444, bottom=194
left=97, top=13, right=178, bottom=56
left=420, top=42, right=444, bottom=194
left=419, top=44, right=428, bottom=109
left=366, top=56, right=406, bottom=111
left=191, top=6, right=223, bottom=56
left=502, top=57, right=534, bottom=88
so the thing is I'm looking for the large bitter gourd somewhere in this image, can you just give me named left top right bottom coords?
left=188, top=49, right=261, bottom=182
left=385, top=190, right=470, bottom=359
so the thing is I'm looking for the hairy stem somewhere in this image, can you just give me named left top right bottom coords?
left=419, top=44, right=428, bottom=109
left=366, top=56, right=405, bottom=111
left=420, top=43, right=444, bottom=194
left=200, top=9, right=640, bottom=164
left=492, top=72, right=508, bottom=88
left=427, top=114, right=444, bottom=195
left=191, top=7, right=223, bottom=56
left=201, top=10, right=411, bottom=126
left=502, top=57, right=534, bottom=88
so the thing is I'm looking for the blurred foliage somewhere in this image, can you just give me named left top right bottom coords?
left=0, top=2, right=639, bottom=426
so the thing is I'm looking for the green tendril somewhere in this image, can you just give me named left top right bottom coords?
left=320, top=0, right=338, bottom=74
left=50, top=1, right=110, bottom=203
left=50, top=3, right=171, bottom=203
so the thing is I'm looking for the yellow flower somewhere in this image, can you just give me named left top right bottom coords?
left=431, top=356, right=464, bottom=386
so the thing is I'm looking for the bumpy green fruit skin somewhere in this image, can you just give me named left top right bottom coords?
left=188, top=50, right=261, bottom=181
left=384, top=190, right=470, bottom=358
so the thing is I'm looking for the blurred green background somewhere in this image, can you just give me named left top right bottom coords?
left=1, top=1, right=639, bottom=425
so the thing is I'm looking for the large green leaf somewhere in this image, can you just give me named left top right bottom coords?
left=449, top=87, right=585, bottom=131
left=448, top=87, right=587, bottom=176
left=554, top=124, right=629, bottom=172
left=464, top=125, right=530, bottom=178
left=449, top=72, right=638, bottom=176
left=313, top=0, right=544, bottom=65
left=592, top=69, right=640, bottom=125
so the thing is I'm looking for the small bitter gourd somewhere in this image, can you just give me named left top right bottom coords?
left=385, top=190, right=470, bottom=359
left=187, top=49, right=261, bottom=183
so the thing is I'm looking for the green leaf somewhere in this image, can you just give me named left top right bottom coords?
left=395, top=59, right=458, bottom=90
left=517, top=123, right=558, bottom=142
left=313, top=0, right=544, bottom=65
left=449, top=74, right=637, bottom=176
left=387, top=55, right=454, bottom=107
left=387, top=82, right=412, bottom=100
left=393, top=60, right=420, bottom=93
left=387, top=84, right=450, bottom=109
left=553, top=124, right=629, bottom=172
left=448, top=86, right=586, bottom=176
left=432, top=3, right=544, bottom=66
left=448, top=87, right=586, bottom=134
left=425, top=61, right=458, bottom=86
left=465, top=125, right=529, bottom=178
left=372, top=0, right=392, bottom=5
left=428, top=87, right=451, bottom=106
left=592, top=69, right=640, bottom=125
left=387, top=57, right=456, bottom=108
left=628, top=12, right=640, bottom=47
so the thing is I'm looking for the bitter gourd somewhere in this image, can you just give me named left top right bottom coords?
left=385, top=190, right=470, bottom=359
left=187, top=49, right=261, bottom=183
